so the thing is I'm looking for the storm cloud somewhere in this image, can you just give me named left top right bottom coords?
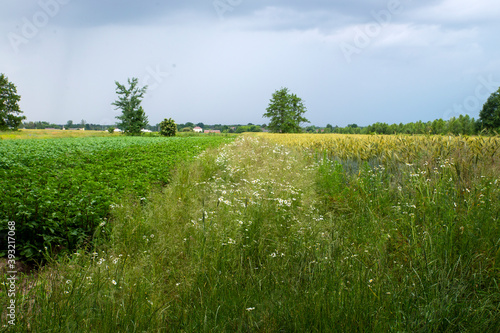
left=1, top=0, right=499, bottom=126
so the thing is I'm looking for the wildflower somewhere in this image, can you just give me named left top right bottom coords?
left=112, top=280, right=117, bottom=285
left=246, top=307, right=255, bottom=311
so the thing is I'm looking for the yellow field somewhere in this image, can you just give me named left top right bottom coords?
left=257, top=133, right=500, bottom=165
left=0, top=129, right=116, bottom=140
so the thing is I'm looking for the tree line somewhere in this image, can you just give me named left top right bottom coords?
left=318, top=115, right=487, bottom=135
left=2, top=73, right=500, bottom=135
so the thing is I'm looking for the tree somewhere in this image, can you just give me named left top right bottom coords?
left=263, top=87, right=309, bottom=133
left=0, top=74, right=26, bottom=130
left=159, top=118, right=177, bottom=137
left=112, top=78, right=148, bottom=135
left=479, top=86, right=500, bottom=130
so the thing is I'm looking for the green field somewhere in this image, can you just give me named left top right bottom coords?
left=0, top=135, right=234, bottom=262
left=1, top=133, right=500, bottom=332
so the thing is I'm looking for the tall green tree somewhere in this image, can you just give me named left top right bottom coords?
left=0, top=73, right=26, bottom=131
left=479, top=86, right=500, bottom=130
left=263, top=87, right=309, bottom=133
left=112, top=78, right=148, bottom=135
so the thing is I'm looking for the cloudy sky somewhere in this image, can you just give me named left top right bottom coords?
left=1, top=0, right=500, bottom=126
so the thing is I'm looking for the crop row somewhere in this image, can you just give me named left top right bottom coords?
left=0, top=136, right=233, bottom=262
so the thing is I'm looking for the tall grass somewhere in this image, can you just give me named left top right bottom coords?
left=2, top=135, right=499, bottom=332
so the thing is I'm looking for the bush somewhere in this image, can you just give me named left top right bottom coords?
left=159, top=118, right=177, bottom=137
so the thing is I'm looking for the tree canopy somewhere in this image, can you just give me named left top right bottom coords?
left=112, top=78, right=148, bottom=135
left=159, top=118, right=177, bottom=137
left=263, top=87, right=309, bottom=133
left=479, top=86, right=500, bottom=131
left=0, top=73, right=25, bottom=131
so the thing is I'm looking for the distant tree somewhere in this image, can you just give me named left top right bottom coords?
left=263, top=87, right=309, bottom=133
left=447, top=117, right=462, bottom=135
left=112, top=78, right=148, bottom=135
left=431, top=119, right=445, bottom=134
left=479, top=86, right=500, bottom=130
left=236, top=125, right=262, bottom=133
left=107, top=126, right=115, bottom=134
left=0, top=73, right=26, bottom=131
left=66, top=120, right=73, bottom=128
left=160, top=118, right=177, bottom=137
left=305, top=126, right=317, bottom=133
left=196, top=122, right=205, bottom=129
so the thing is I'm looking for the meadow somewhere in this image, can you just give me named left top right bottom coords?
left=1, top=132, right=500, bottom=332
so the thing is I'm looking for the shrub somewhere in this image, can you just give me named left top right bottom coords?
left=159, top=118, right=177, bottom=137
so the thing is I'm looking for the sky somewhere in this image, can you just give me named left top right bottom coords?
left=1, top=0, right=500, bottom=127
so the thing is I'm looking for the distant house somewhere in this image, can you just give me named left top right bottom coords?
left=204, top=130, right=221, bottom=134
left=114, top=128, right=122, bottom=132
left=193, top=126, right=203, bottom=133
left=141, top=129, right=152, bottom=133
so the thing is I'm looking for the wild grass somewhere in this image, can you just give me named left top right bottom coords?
left=1, top=134, right=499, bottom=332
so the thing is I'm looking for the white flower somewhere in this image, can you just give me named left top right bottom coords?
left=246, top=307, right=255, bottom=311
left=112, top=280, right=117, bottom=285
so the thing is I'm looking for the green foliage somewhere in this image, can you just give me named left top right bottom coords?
left=112, top=78, right=148, bottom=136
left=328, top=116, right=482, bottom=135
left=479, top=86, right=500, bottom=130
left=4, top=135, right=500, bottom=331
left=107, top=126, right=115, bottom=134
left=0, top=136, right=233, bottom=262
left=0, top=73, right=26, bottom=130
left=159, top=118, right=177, bottom=137
left=263, top=87, right=309, bottom=133
left=235, top=125, right=262, bottom=133
left=11, top=135, right=500, bottom=331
